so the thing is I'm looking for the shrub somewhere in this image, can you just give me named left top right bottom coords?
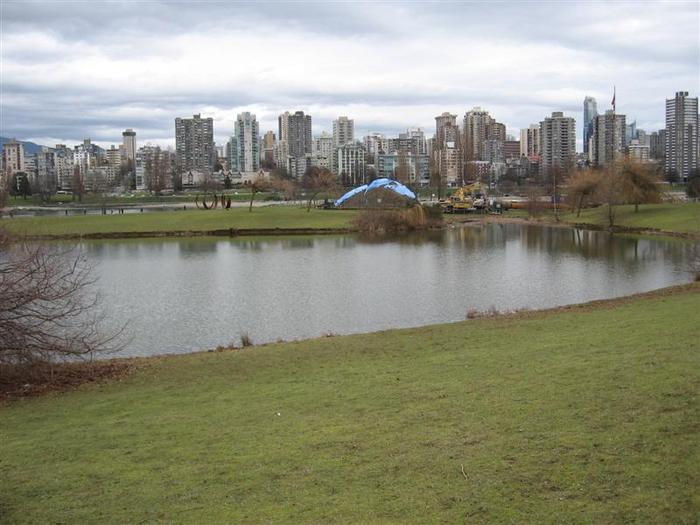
left=424, top=203, right=444, bottom=222
left=353, top=205, right=440, bottom=233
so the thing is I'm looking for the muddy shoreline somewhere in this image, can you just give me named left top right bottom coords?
left=21, top=227, right=359, bottom=241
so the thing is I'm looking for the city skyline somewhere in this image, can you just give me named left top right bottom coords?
left=1, top=1, right=698, bottom=148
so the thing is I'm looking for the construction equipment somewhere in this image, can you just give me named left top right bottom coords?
left=439, top=183, right=486, bottom=213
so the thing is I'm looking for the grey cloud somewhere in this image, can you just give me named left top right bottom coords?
left=7, top=1, right=696, bottom=63
left=1, top=1, right=698, bottom=147
left=1, top=1, right=395, bottom=42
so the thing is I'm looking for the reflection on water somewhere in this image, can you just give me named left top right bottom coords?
left=82, top=224, right=697, bottom=357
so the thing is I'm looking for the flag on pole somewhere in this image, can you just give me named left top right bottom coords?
left=611, top=86, right=616, bottom=113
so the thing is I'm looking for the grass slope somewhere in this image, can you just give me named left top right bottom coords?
left=1, top=287, right=699, bottom=523
left=4, top=207, right=357, bottom=236
left=565, top=203, right=700, bottom=234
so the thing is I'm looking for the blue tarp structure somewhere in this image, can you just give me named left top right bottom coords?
left=334, top=178, right=417, bottom=207
left=334, top=184, right=368, bottom=207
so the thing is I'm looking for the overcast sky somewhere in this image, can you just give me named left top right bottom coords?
left=1, top=1, right=698, bottom=150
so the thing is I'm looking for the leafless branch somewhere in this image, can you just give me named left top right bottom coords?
left=0, top=228, right=126, bottom=365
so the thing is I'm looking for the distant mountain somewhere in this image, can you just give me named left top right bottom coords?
left=0, top=137, right=46, bottom=155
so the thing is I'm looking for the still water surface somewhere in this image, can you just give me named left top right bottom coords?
left=84, top=224, right=697, bottom=357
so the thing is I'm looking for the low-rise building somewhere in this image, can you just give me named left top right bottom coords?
left=376, top=152, right=429, bottom=185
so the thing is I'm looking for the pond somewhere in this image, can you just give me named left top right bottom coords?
left=80, top=224, right=697, bottom=357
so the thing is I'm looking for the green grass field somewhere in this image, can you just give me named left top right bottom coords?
left=4, top=207, right=358, bottom=237
left=564, top=202, right=700, bottom=234
left=502, top=203, right=699, bottom=235
left=1, top=286, right=698, bottom=523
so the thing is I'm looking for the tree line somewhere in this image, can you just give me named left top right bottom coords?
left=566, top=158, right=677, bottom=226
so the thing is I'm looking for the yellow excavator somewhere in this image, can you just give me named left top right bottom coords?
left=439, top=182, right=486, bottom=213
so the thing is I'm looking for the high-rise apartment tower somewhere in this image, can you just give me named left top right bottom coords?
left=235, top=112, right=260, bottom=173
left=665, top=91, right=698, bottom=179
left=175, top=114, right=215, bottom=172
left=583, top=96, right=597, bottom=155
left=539, top=112, right=576, bottom=173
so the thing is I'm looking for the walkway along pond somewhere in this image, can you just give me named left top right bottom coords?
left=78, top=223, right=698, bottom=357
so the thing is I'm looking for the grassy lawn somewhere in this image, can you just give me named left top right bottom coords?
left=1, top=286, right=698, bottom=523
left=3, top=207, right=358, bottom=236
left=499, top=203, right=699, bottom=235
left=564, top=202, right=700, bottom=234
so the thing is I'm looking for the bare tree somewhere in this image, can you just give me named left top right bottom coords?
left=171, top=163, right=183, bottom=192
left=525, top=183, right=544, bottom=218
left=71, top=165, right=84, bottom=202
left=301, top=167, right=337, bottom=211
left=429, top=153, right=445, bottom=200
left=619, top=158, right=662, bottom=212
left=0, top=178, right=8, bottom=209
left=567, top=170, right=602, bottom=217
left=366, top=166, right=377, bottom=183
left=596, top=163, right=625, bottom=228
left=118, top=158, right=135, bottom=190
left=145, top=148, right=168, bottom=195
left=201, top=172, right=223, bottom=193
left=248, top=174, right=269, bottom=212
left=395, top=150, right=410, bottom=185
left=595, top=159, right=663, bottom=227
left=687, top=168, right=700, bottom=199
left=0, top=228, right=124, bottom=366
left=541, top=165, right=568, bottom=222
left=270, top=172, right=298, bottom=202
left=271, top=166, right=291, bottom=180
left=464, top=162, right=481, bottom=184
